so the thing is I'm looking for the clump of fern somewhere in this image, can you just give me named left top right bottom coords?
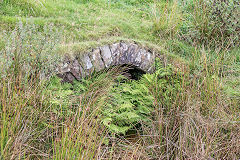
left=101, top=75, right=155, bottom=134
left=47, top=61, right=183, bottom=135
left=101, top=62, right=183, bottom=135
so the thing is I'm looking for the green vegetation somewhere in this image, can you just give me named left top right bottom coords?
left=0, top=0, right=239, bottom=159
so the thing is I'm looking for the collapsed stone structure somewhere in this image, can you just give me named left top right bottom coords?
left=57, top=41, right=155, bottom=83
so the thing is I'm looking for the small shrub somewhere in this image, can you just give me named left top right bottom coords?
left=209, top=0, right=239, bottom=47
left=180, top=0, right=240, bottom=48
left=0, top=20, right=61, bottom=80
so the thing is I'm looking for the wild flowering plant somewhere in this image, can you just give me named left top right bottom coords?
left=0, top=20, right=61, bottom=81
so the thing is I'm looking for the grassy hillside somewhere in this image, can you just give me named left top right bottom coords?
left=0, top=0, right=239, bottom=159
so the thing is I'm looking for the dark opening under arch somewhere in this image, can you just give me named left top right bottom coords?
left=120, top=64, right=146, bottom=80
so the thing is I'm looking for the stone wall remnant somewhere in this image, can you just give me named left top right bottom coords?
left=57, top=42, right=155, bottom=83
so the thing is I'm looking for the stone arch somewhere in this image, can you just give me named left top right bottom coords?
left=57, top=42, right=155, bottom=83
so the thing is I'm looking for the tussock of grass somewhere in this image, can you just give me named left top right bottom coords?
left=0, top=0, right=50, bottom=17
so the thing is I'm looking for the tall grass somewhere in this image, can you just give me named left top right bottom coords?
left=0, top=22, right=130, bottom=158
left=0, top=21, right=59, bottom=159
left=151, top=0, right=182, bottom=39
left=0, top=0, right=48, bottom=16
left=50, top=66, right=132, bottom=159
left=139, top=53, right=240, bottom=159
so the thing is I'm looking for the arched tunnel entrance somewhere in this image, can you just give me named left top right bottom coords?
left=55, top=42, right=157, bottom=141
left=57, top=42, right=155, bottom=83
left=120, top=64, right=146, bottom=80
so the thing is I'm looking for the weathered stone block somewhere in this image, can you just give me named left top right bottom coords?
left=126, top=43, right=140, bottom=65
left=118, top=42, right=129, bottom=65
left=110, top=43, right=121, bottom=65
left=70, top=59, right=83, bottom=80
left=79, top=54, right=94, bottom=76
left=132, top=48, right=144, bottom=68
left=89, top=48, right=105, bottom=72
left=139, top=50, right=155, bottom=72
left=100, top=45, right=113, bottom=68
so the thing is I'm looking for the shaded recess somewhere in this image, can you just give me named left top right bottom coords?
left=57, top=41, right=155, bottom=83
left=120, top=64, right=146, bottom=80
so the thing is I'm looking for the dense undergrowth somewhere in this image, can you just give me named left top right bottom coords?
left=0, top=0, right=239, bottom=159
